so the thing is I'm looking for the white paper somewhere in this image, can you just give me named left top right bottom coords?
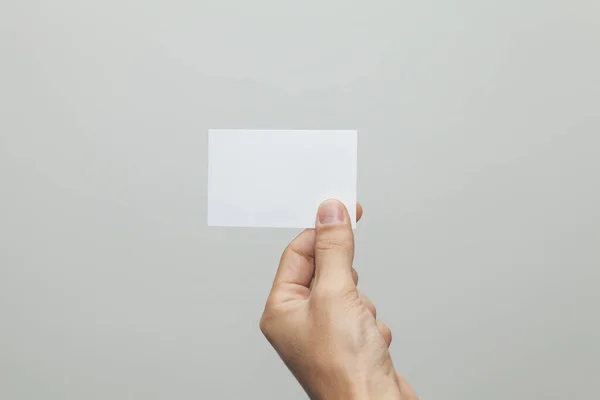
left=207, top=129, right=357, bottom=229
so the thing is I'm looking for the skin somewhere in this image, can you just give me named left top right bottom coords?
left=260, top=200, right=418, bottom=400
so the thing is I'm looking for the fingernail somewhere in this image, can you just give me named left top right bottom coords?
left=318, top=199, right=345, bottom=225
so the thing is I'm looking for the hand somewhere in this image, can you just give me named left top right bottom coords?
left=260, top=200, right=418, bottom=399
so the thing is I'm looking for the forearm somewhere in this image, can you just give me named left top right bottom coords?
left=304, top=370, right=402, bottom=400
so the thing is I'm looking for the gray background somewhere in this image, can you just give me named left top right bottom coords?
left=1, top=1, right=599, bottom=399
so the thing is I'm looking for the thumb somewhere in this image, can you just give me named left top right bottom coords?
left=313, top=199, right=356, bottom=293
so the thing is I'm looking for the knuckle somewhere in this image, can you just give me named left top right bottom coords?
left=259, top=299, right=291, bottom=340
left=279, top=244, right=293, bottom=262
left=259, top=311, right=274, bottom=338
left=259, top=300, right=279, bottom=337
left=378, top=321, right=392, bottom=345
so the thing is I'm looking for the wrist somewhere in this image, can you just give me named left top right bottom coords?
left=347, top=370, right=402, bottom=400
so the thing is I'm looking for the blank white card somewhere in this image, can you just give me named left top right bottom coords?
left=207, top=129, right=357, bottom=229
